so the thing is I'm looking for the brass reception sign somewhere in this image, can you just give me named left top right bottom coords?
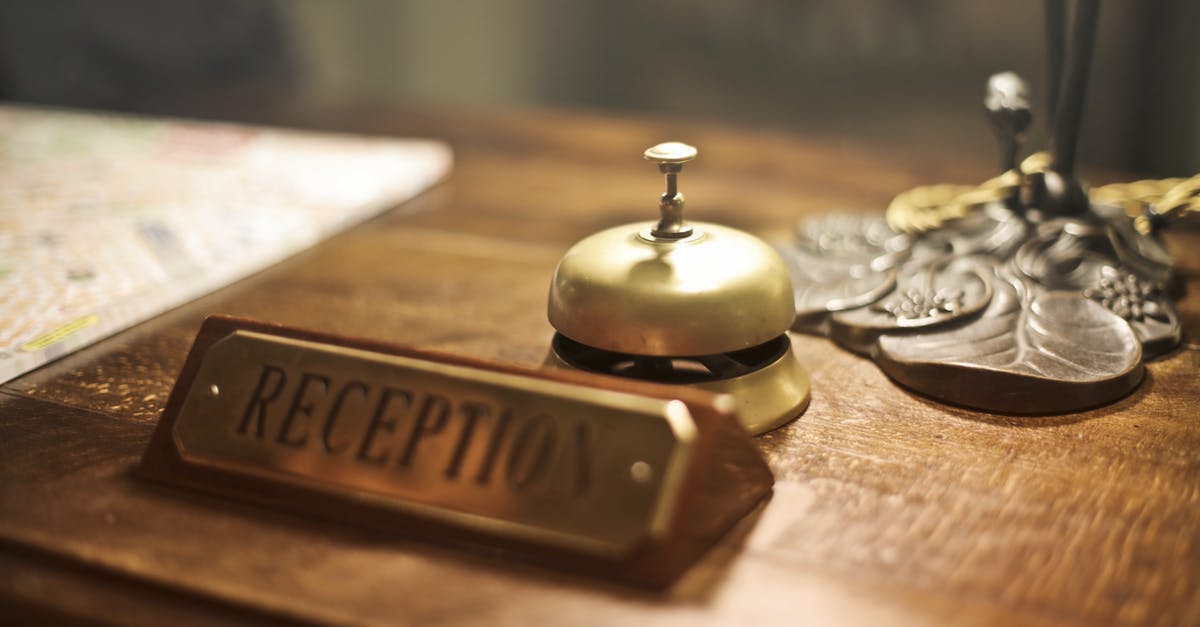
left=141, top=317, right=773, bottom=586
left=172, top=329, right=695, bottom=556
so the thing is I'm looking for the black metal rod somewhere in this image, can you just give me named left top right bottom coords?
left=1049, top=0, right=1100, bottom=177
left=1044, top=0, right=1067, bottom=125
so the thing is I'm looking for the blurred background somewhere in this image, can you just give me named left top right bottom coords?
left=0, top=0, right=1196, bottom=177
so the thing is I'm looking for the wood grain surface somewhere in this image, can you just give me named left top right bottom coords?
left=1, top=106, right=1197, bottom=626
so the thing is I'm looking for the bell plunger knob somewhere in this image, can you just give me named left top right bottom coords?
left=644, top=142, right=697, bottom=239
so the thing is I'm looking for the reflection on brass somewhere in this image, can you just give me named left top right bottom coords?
left=141, top=316, right=774, bottom=586
left=546, top=142, right=809, bottom=434
left=780, top=3, right=1190, bottom=413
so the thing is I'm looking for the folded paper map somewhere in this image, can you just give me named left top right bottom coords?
left=0, top=105, right=453, bottom=383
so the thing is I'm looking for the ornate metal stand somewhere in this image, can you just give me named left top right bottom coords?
left=780, top=0, right=1196, bottom=413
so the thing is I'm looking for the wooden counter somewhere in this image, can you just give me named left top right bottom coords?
left=2, top=107, right=1197, bottom=626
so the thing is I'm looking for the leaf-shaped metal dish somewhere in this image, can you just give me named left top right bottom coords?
left=780, top=214, right=909, bottom=329
left=877, top=279, right=1142, bottom=413
left=780, top=201, right=1182, bottom=414
left=829, top=260, right=993, bottom=355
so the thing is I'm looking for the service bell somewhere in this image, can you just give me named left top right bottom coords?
left=546, top=142, right=810, bottom=434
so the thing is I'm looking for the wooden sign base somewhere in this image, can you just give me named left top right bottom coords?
left=140, top=316, right=774, bottom=587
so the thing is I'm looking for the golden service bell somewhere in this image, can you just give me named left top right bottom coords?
left=547, top=142, right=810, bottom=434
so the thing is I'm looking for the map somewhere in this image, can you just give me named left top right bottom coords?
left=0, top=105, right=453, bottom=384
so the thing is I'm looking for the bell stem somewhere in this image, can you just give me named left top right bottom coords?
left=643, top=142, right=697, bottom=238
left=653, top=163, right=691, bottom=238
left=664, top=168, right=679, bottom=198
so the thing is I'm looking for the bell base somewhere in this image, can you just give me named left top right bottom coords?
left=546, top=334, right=809, bottom=435
left=694, top=341, right=810, bottom=435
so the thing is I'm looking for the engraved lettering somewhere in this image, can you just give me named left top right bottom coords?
left=201, top=336, right=641, bottom=520
left=475, top=409, right=512, bottom=485
left=445, top=401, right=488, bottom=479
left=236, top=364, right=287, bottom=438
left=322, top=381, right=368, bottom=454
left=165, top=329, right=697, bottom=559
left=276, top=372, right=330, bottom=448
left=398, top=393, right=450, bottom=467
left=356, top=386, right=412, bottom=465
left=506, top=414, right=557, bottom=491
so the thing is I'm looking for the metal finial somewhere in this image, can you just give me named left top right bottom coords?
left=985, top=72, right=1033, bottom=173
